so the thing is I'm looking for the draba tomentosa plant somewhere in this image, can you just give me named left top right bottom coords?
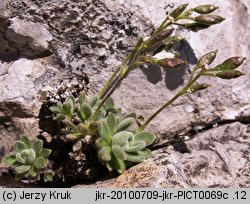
left=3, top=4, right=247, bottom=178
left=49, top=4, right=246, bottom=174
left=96, top=113, right=155, bottom=173
left=3, top=136, right=54, bottom=182
left=49, top=93, right=119, bottom=141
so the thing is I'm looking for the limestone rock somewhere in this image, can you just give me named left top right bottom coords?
left=6, top=17, right=53, bottom=57
left=0, top=0, right=249, bottom=188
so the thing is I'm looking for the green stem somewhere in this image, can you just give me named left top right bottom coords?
left=138, top=73, right=201, bottom=132
left=189, top=65, right=199, bottom=83
left=98, top=38, right=144, bottom=99
left=98, top=64, right=123, bottom=99
left=92, top=67, right=129, bottom=121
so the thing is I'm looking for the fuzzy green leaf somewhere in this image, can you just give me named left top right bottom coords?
left=33, top=157, right=46, bottom=169
left=134, top=132, right=156, bottom=146
left=106, top=161, right=114, bottom=172
left=32, top=139, right=43, bottom=154
left=98, top=120, right=112, bottom=143
left=104, top=97, right=114, bottom=111
left=29, top=165, right=38, bottom=178
left=116, top=117, right=135, bottom=132
left=88, top=122, right=98, bottom=135
left=15, top=165, right=31, bottom=174
left=62, top=102, right=73, bottom=116
left=114, top=157, right=126, bottom=174
left=138, top=148, right=153, bottom=158
left=98, top=147, right=111, bottom=161
left=77, top=124, right=88, bottom=135
left=126, top=141, right=147, bottom=152
left=38, top=149, right=52, bottom=158
left=66, top=96, right=76, bottom=108
left=107, top=113, right=116, bottom=134
left=14, top=141, right=27, bottom=153
left=124, top=112, right=137, bottom=119
left=16, top=153, right=26, bottom=164
left=105, top=155, right=115, bottom=172
left=126, top=154, right=145, bottom=163
left=20, top=136, right=32, bottom=148
left=95, top=138, right=109, bottom=149
left=44, top=170, right=55, bottom=182
left=112, top=145, right=127, bottom=160
left=49, top=106, right=63, bottom=114
left=79, top=92, right=86, bottom=106
left=89, top=96, right=99, bottom=108
left=112, top=131, right=134, bottom=146
left=76, top=106, right=85, bottom=122
left=81, top=103, right=92, bottom=120
left=98, top=110, right=107, bottom=119
left=28, top=149, right=36, bottom=163
left=3, top=155, right=16, bottom=166
left=15, top=172, right=26, bottom=180
left=20, top=149, right=30, bottom=159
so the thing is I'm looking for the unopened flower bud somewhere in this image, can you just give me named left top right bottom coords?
left=214, top=57, right=246, bottom=70
left=188, top=83, right=210, bottom=93
left=197, top=50, right=218, bottom=68
left=182, top=22, right=210, bottom=32
left=157, top=57, right=185, bottom=69
left=195, top=15, right=225, bottom=25
left=170, top=4, right=189, bottom=19
left=194, top=5, right=219, bottom=14
left=214, top=70, right=245, bottom=79
left=148, top=27, right=175, bottom=48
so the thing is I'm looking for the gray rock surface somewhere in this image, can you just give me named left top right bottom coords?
left=0, top=0, right=249, bottom=187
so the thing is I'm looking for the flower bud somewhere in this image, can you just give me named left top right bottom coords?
left=214, top=70, right=244, bottom=79
left=188, top=83, right=210, bottom=93
left=156, top=57, right=185, bottom=69
left=170, top=4, right=189, bottom=19
left=197, top=50, right=218, bottom=68
left=195, top=15, right=225, bottom=25
left=194, top=5, right=219, bottom=14
left=182, top=22, right=210, bottom=32
left=214, top=57, right=246, bottom=70
left=148, top=27, right=175, bottom=48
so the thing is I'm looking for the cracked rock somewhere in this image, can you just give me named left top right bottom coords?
left=0, top=0, right=249, bottom=188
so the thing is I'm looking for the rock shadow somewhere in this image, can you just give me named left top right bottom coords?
left=140, top=64, right=162, bottom=84
left=140, top=39, right=197, bottom=90
left=165, top=40, right=197, bottom=90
